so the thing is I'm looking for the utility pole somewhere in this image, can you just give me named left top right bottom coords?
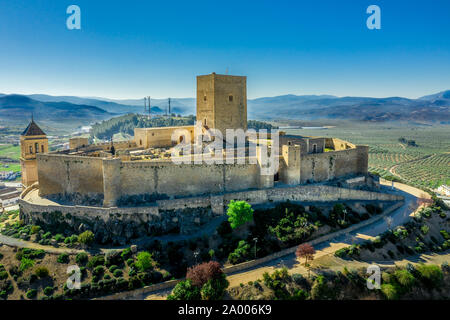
left=148, top=96, right=151, bottom=119
left=253, top=237, right=258, bottom=259
left=168, top=98, right=171, bottom=116
left=144, top=97, right=147, bottom=117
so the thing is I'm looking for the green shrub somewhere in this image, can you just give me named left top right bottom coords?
left=394, top=269, right=415, bottom=289
left=292, top=273, right=305, bottom=285
left=0, top=270, right=8, bottom=280
left=167, top=279, right=201, bottom=300
left=43, top=286, right=53, bottom=296
left=113, top=269, right=123, bottom=278
left=78, top=230, right=95, bottom=245
left=20, top=258, right=35, bottom=271
left=109, top=265, right=119, bottom=273
left=42, top=231, right=52, bottom=239
left=381, top=283, right=398, bottom=300
left=93, top=265, right=105, bottom=276
left=310, top=275, right=336, bottom=300
left=334, top=248, right=347, bottom=258
left=421, top=225, right=430, bottom=235
left=16, top=248, right=45, bottom=260
left=126, top=258, right=134, bottom=266
left=135, top=252, right=155, bottom=271
left=128, top=276, right=143, bottom=290
left=440, top=230, right=450, bottom=240
left=34, top=266, right=49, bottom=278
left=416, top=264, right=443, bottom=288
left=105, top=250, right=122, bottom=266
left=200, top=274, right=229, bottom=300
left=75, top=252, right=89, bottom=265
left=64, top=235, right=78, bottom=245
left=57, top=253, right=70, bottom=264
left=228, top=240, right=251, bottom=265
left=26, top=289, right=38, bottom=299
left=393, top=227, right=408, bottom=239
left=87, top=255, right=105, bottom=269
left=30, top=225, right=40, bottom=235
left=54, top=234, right=64, bottom=242
left=292, top=289, right=309, bottom=300
left=121, top=248, right=132, bottom=261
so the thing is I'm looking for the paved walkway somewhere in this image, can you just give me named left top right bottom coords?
left=0, top=234, right=84, bottom=254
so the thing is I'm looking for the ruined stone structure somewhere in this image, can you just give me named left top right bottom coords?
left=18, top=73, right=381, bottom=242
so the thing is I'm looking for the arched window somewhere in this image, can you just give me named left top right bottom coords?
left=41, top=145, right=44, bottom=153
left=29, top=146, right=33, bottom=154
left=35, top=143, right=39, bottom=153
left=139, top=139, right=142, bottom=146
left=229, top=95, right=233, bottom=102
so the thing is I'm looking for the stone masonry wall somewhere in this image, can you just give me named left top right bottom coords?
left=20, top=184, right=403, bottom=244
left=300, top=146, right=368, bottom=183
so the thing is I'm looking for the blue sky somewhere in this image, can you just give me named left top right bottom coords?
left=0, top=0, right=449, bottom=99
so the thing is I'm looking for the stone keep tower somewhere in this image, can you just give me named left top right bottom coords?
left=196, top=73, right=247, bottom=135
left=20, top=119, right=48, bottom=188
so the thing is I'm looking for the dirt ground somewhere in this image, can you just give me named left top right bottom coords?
left=0, top=244, right=78, bottom=299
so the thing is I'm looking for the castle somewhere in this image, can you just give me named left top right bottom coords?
left=18, top=73, right=390, bottom=243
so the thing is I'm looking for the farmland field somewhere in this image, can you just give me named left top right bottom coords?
left=280, top=121, right=450, bottom=190
left=0, top=144, right=20, bottom=160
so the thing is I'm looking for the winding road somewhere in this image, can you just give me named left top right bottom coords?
left=0, top=180, right=433, bottom=300
left=140, top=179, right=430, bottom=300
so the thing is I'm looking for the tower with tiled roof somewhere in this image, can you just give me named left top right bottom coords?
left=20, top=117, right=48, bottom=188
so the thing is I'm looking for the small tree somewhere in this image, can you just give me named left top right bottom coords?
left=167, top=279, right=201, bottom=300
left=78, top=230, right=95, bottom=245
left=135, top=251, right=155, bottom=272
left=226, top=200, right=254, bottom=229
left=186, top=261, right=224, bottom=287
left=185, top=261, right=229, bottom=300
left=296, top=243, right=316, bottom=278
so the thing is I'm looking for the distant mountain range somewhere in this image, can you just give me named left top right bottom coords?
left=0, top=95, right=113, bottom=124
left=0, top=90, right=449, bottom=127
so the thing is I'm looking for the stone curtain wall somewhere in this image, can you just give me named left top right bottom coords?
left=300, top=146, right=368, bottom=183
left=37, top=144, right=368, bottom=207
left=20, top=184, right=403, bottom=243
left=119, top=161, right=260, bottom=199
left=37, top=154, right=104, bottom=197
